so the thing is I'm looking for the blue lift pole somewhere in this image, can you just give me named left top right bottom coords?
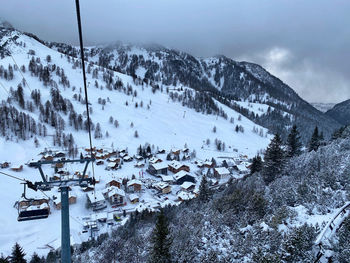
left=61, top=186, right=71, bottom=262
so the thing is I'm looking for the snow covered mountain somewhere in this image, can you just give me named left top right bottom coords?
left=325, top=99, right=350, bottom=126
left=311, top=102, right=336, bottom=113
left=46, top=41, right=341, bottom=141
left=0, top=24, right=273, bottom=256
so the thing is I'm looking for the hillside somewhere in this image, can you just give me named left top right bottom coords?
left=325, top=99, right=350, bottom=126
left=0, top=25, right=271, bottom=257
left=47, top=41, right=341, bottom=141
left=75, top=127, right=350, bottom=263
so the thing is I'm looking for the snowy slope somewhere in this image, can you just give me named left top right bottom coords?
left=0, top=28, right=272, bottom=256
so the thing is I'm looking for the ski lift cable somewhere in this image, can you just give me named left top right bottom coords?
left=74, top=0, right=96, bottom=183
left=9, top=53, right=32, bottom=92
left=0, top=170, right=27, bottom=182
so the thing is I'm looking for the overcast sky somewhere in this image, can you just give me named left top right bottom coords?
left=1, top=0, right=349, bottom=103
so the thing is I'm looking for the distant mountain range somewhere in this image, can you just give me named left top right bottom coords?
left=325, top=100, right=350, bottom=126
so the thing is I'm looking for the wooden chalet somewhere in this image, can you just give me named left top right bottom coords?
left=174, top=170, right=196, bottom=185
left=147, top=162, right=168, bottom=175
left=11, top=165, right=23, bottom=172
left=171, top=148, right=181, bottom=155
left=168, top=161, right=190, bottom=174
left=0, top=162, right=10, bottom=169
left=96, top=160, right=104, bottom=166
left=87, top=191, right=107, bottom=211
left=135, top=155, right=144, bottom=161
left=107, top=187, right=125, bottom=206
left=135, top=161, right=145, bottom=168
left=149, top=157, right=162, bottom=164
left=106, top=179, right=122, bottom=189
left=41, top=155, right=54, bottom=161
left=127, top=179, right=142, bottom=192
left=154, top=182, right=171, bottom=194
left=181, top=181, right=195, bottom=192
left=157, top=149, right=166, bottom=154
left=214, top=167, right=231, bottom=179
left=204, top=161, right=214, bottom=168
left=123, top=155, right=133, bottom=162
left=55, top=162, right=64, bottom=169
left=54, top=152, right=66, bottom=158
left=54, top=194, right=77, bottom=209
left=129, top=194, right=139, bottom=204
left=106, top=162, right=120, bottom=171
left=81, top=185, right=95, bottom=192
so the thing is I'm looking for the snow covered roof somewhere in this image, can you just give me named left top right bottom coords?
left=127, top=179, right=142, bottom=187
left=154, top=182, right=170, bottom=190
left=169, top=161, right=189, bottom=170
left=129, top=193, right=139, bottom=201
left=174, top=170, right=193, bottom=180
left=91, top=212, right=108, bottom=221
left=214, top=167, right=230, bottom=175
left=181, top=181, right=195, bottom=190
left=150, top=162, right=168, bottom=170
left=87, top=191, right=105, bottom=203
left=108, top=187, right=125, bottom=198
left=149, top=157, right=162, bottom=164
left=177, top=191, right=195, bottom=201
left=236, top=163, right=249, bottom=172
left=160, top=175, right=174, bottom=182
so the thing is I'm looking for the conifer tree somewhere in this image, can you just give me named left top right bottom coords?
left=149, top=210, right=172, bottom=263
left=9, top=243, right=26, bottom=263
left=0, top=255, right=9, bottom=263
left=250, top=154, right=263, bottom=175
left=199, top=175, right=210, bottom=201
left=262, top=134, right=285, bottom=184
left=308, top=126, right=320, bottom=152
left=286, top=125, right=302, bottom=157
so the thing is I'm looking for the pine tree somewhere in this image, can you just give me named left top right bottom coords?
left=262, top=134, right=285, bottom=184
left=199, top=175, right=210, bottom=201
left=0, top=255, right=9, bottom=263
left=286, top=125, right=302, bottom=157
left=250, top=154, right=263, bottom=175
left=29, top=253, right=44, bottom=263
left=149, top=210, right=172, bottom=263
left=9, top=243, right=26, bottom=263
left=308, top=126, right=320, bottom=152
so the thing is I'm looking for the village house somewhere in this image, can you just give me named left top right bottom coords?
left=106, top=162, right=119, bottom=171
left=157, top=149, right=166, bottom=154
left=127, top=179, right=142, bottom=192
left=204, top=160, right=214, bottom=168
left=0, top=162, right=10, bottom=169
left=81, top=185, right=94, bottom=192
left=174, top=170, right=196, bottom=185
left=123, top=155, right=133, bottom=162
left=168, top=161, right=190, bottom=174
left=41, top=155, right=54, bottom=161
left=135, top=161, right=145, bottom=168
left=149, top=157, right=162, bottom=164
left=53, top=194, right=77, bottom=209
left=177, top=191, right=195, bottom=202
left=147, top=162, right=168, bottom=176
left=87, top=191, right=107, bottom=211
left=234, top=162, right=250, bottom=174
left=129, top=193, right=139, bottom=204
left=171, top=148, right=181, bottom=156
left=160, top=175, right=174, bottom=184
left=107, top=187, right=126, bottom=206
left=214, top=167, right=231, bottom=179
left=153, top=182, right=172, bottom=194
left=96, top=160, right=104, bottom=166
left=11, top=165, right=23, bottom=172
left=181, top=181, right=196, bottom=192
left=54, top=151, right=66, bottom=158
left=134, top=155, right=144, bottom=161
left=106, top=179, right=122, bottom=189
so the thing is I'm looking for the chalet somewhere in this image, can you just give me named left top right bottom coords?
left=174, top=170, right=196, bottom=185
left=177, top=191, right=195, bottom=202
left=119, top=152, right=128, bottom=158
left=108, top=157, right=121, bottom=163
left=42, top=155, right=54, bottom=161
left=149, top=157, right=162, bottom=164
left=160, top=175, right=174, bottom=184
left=147, top=162, right=168, bottom=175
left=106, top=162, right=119, bottom=171
left=135, top=161, right=145, bottom=168
left=106, top=179, right=122, bottom=189
left=235, top=163, right=250, bottom=174
left=54, top=194, right=77, bottom=209
left=129, top=194, right=139, bottom=204
left=214, top=167, right=231, bottom=179
left=87, top=191, right=107, bottom=211
left=11, top=165, right=23, bottom=172
left=55, top=162, right=64, bottom=169
left=123, top=155, right=133, bottom=162
left=91, top=212, right=108, bottom=223
left=96, top=160, right=104, bottom=166
left=135, top=155, right=144, bottom=161
left=81, top=185, right=95, bottom=192
left=54, top=152, right=66, bottom=158
left=157, top=149, right=166, bottom=154
left=96, top=148, right=104, bottom=153
left=119, top=148, right=127, bottom=154
left=0, top=162, right=10, bottom=169
left=182, top=147, right=189, bottom=153
left=127, top=179, right=142, bottom=192
left=108, top=188, right=125, bottom=206
left=168, top=161, right=190, bottom=174
left=181, top=181, right=195, bottom=192
left=171, top=148, right=181, bottom=156
left=154, top=182, right=171, bottom=194
left=204, top=161, right=214, bottom=168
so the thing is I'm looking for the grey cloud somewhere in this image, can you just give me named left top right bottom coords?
left=0, top=0, right=349, bottom=103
